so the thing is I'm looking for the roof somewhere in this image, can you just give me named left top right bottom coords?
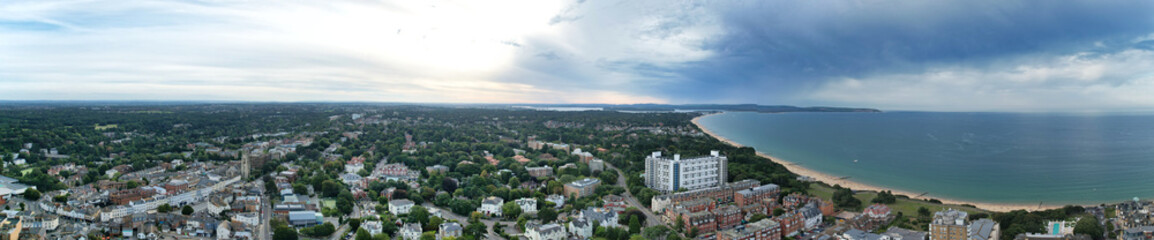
left=567, top=178, right=601, bottom=188
left=933, top=209, right=968, bottom=225
left=287, top=211, right=318, bottom=221
left=884, top=227, right=927, bottom=240
left=969, top=218, right=998, bottom=240
left=440, top=222, right=462, bottom=232
left=844, top=229, right=889, bottom=240
left=482, top=196, right=504, bottom=205
left=391, top=199, right=414, bottom=206
left=582, top=207, right=617, bottom=222
left=535, top=223, right=564, bottom=234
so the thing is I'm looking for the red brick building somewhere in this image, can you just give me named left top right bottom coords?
left=713, top=205, right=743, bottom=230
left=774, top=212, right=803, bottom=238
left=716, top=219, right=782, bottom=240
left=110, top=188, right=156, bottom=205
left=735, top=184, right=779, bottom=207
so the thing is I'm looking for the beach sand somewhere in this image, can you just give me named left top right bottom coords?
left=692, top=113, right=1065, bottom=212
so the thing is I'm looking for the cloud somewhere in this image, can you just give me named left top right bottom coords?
left=1, top=0, right=1153, bottom=111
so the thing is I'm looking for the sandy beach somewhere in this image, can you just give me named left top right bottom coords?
left=692, top=112, right=1065, bottom=212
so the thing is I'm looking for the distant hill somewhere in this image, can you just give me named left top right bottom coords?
left=519, top=104, right=881, bottom=113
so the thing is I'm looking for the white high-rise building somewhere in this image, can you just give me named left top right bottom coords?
left=644, top=150, right=727, bottom=192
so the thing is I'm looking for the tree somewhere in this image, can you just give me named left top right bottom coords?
left=502, top=202, right=522, bottom=220
left=642, top=225, right=671, bottom=240
left=872, top=190, right=897, bottom=204
left=273, top=226, right=299, bottom=240
left=356, top=228, right=373, bottom=240
left=53, top=194, right=68, bottom=203
left=538, top=207, right=557, bottom=223
left=629, top=215, right=642, bottom=234
left=917, top=207, right=932, bottom=219
left=22, top=188, right=40, bottom=200
left=1073, top=217, right=1104, bottom=240
left=832, top=186, right=862, bottom=210
left=349, top=218, right=363, bottom=232
left=182, top=205, right=194, bottom=215
left=674, top=215, right=684, bottom=232
left=421, top=232, right=437, bottom=240
left=408, top=206, right=430, bottom=225
left=158, top=204, right=172, bottom=213
left=751, top=213, right=770, bottom=222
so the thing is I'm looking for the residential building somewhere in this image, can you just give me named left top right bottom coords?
left=402, top=223, right=422, bottom=240
left=644, top=151, right=727, bottom=192
left=581, top=207, right=620, bottom=228
left=1120, top=226, right=1154, bottom=240
left=865, top=204, right=892, bottom=219
left=569, top=218, right=594, bottom=239
left=776, top=212, right=804, bottom=237
left=969, top=219, right=1000, bottom=240
left=714, top=205, right=744, bottom=230
left=516, top=198, right=538, bottom=214
left=650, top=179, right=760, bottom=213
left=883, top=227, right=928, bottom=240
left=564, top=178, right=601, bottom=198
left=602, top=195, right=628, bottom=213
left=0, top=217, right=20, bottom=240
left=479, top=196, right=504, bottom=217
left=526, top=223, right=567, bottom=240
left=735, top=184, right=780, bottom=207
left=438, top=223, right=462, bottom=240
left=527, top=166, right=554, bottom=178
left=364, top=221, right=384, bottom=235
left=426, top=165, right=450, bottom=175
left=842, top=229, right=894, bottom=240
left=546, top=194, right=565, bottom=208
left=799, top=204, right=824, bottom=230
left=931, top=209, right=969, bottom=240
left=390, top=199, right=415, bottom=215
left=717, top=218, right=782, bottom=240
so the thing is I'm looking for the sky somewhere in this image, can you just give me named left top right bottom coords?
left=2, top=0, right=1154, bottom=111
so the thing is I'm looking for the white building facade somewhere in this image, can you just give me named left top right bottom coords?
left=643, top=151, right=727, bottom=192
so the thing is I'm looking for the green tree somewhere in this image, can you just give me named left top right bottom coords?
left=872, top=190, right=897, bottom=204
left=22, top=188, right=40, bottom=200
left=421, top=232, right=437, bottom=240
left=356, top=228, right=373, bottom=240
left=158, top=204, right=172, bottom=213
left=642, top=225, right=670, bottom=239
left=629, top=215, right=642, bottom=234
left=1073, top=217, right=1104, bottom=240
left=502, top=202, right=522, bottom=220
left=182, top=205, right=194, bottom=215
left=538, top=207, right=557, bottom=223
left=349, top=218, right=363, bottom=231
left=832, top=185, right=862, bottom=210
left=408, top=206, right=430, bottom=225
left=917, top=207, right=932, bottom=219
left=674, top=215, right=684, bottom=232
left=274, top=226, right=299, bottom=240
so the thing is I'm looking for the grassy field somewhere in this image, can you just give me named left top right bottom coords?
left=322, top=199, right=337, bottom=209
left=808, top=183, right=990, bottom=217
left=94, top=124, right=118, bottom=130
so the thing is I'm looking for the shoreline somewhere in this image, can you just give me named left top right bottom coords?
left=691, top=112, right=1067, bottom=212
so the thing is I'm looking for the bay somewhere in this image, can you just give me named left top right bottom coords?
left=695, top=111, right=1154, bottom=205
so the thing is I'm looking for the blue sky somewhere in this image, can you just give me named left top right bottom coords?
left=2, top=0, right=1153, bottom=111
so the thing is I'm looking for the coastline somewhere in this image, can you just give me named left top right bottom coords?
left=691, top=112, right=1065, bottom=212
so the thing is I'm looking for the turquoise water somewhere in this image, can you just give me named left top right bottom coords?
left=696, top=112, right=1154, bottom=205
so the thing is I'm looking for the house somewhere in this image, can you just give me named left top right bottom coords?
left=865, top=204, right=892, bottom=219
left=602, top=195, right=628, bottom=213
left=776, top=212, right=804, bottom=237
left=363, top=221, right=384, bottom=235
left=580, top=207, right=619, bottom=228
left=717, top=218, right=782, bottom=240
left=569, top=218, right=594, bottom=239
left=546, top=194, right=565, bottom=208
left=516, top=198, right=538, bottom=214
left=390, top=199, right=415, bottom=215
left=842, top=229, right=893, bottom=240
left=479, top=196, right=504, bottom=217
left=526, top=166, right=553, bottom=178
left=526, top=223, right=567, bottom=240
left=799, top=204, right=824, bottom=230
left=402, top=223, right=423, bottom=240
left=969, top=219, right=1000, bottom=240
left=564, top=178, right=601, bottom=198
left=217, top=221, right=232, bottom=240
left=438, top=222, right=462, bottom=240
left=426, top=165, right=450, bottom=175
left=883, top=227, right=928, bottom=240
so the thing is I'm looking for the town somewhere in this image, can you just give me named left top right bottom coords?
left=0, top=104, right=1138, bottom=240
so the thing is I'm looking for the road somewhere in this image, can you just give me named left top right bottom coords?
left=605, top=162, right=663, bottom=227
left=261, top=195, right=271, bottom=240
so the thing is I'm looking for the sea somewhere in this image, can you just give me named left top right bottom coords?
left=695, top=111, right=1154, bottom=205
